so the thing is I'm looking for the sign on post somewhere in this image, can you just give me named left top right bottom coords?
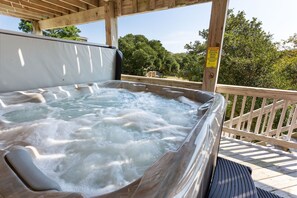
left=206, top=47, right=220, bottom=68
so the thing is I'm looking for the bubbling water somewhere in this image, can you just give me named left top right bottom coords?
left=0, top=86, right=200, bottom=196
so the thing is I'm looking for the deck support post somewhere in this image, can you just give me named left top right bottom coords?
left=32, top=20, right=43, bottom=35
left=105, top=0, right=118, bottom=48
left=202, top=0, right=229, bottom=92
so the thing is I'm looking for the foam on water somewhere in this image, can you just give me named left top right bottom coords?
left=0, top=85, right=200, bottom=196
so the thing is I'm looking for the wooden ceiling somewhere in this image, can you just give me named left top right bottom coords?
left=0, top=0, right=211, bottom=29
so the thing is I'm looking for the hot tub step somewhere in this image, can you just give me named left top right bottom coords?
left=256, top=187, right=282, bottom=198
left=208, top=157, right=258, bottom=198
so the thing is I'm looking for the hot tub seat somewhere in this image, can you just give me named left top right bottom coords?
left=5, top=146, right=62, bottom=192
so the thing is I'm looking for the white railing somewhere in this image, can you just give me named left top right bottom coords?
left=121, top=75, right=297, bottom=149
left=217, top=85, right=297, bottom=149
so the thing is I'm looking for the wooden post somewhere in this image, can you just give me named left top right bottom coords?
left=202, top=0, right=229, bottom=92
left=104, top=0, right=118, bottom=48
left=32, top=20, right=43, bottom=35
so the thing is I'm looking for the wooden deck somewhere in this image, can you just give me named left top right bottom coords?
left=219, top=137, right=297, bottom=198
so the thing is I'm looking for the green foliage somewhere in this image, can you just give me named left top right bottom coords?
left=18, top=20, right=81, bottom=41
left=177, top=40, right=206, bottom=81
left=270, top=49, right=297, bottom=90
left=179, top=10, right=279, bottom=87
left=18, top=19, right=33, bottom=33
left=219, top=10, right=279, bottom=87
left=119, top=34, right=179, bottom=76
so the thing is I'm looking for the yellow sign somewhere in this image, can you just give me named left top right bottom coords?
left=206, top=47, right=220, bottom=68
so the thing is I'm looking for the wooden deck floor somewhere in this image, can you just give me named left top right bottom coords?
left=219, top=137, right=297, bottom=198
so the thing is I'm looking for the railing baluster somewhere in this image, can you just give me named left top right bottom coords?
left=255, top=98, right=267, bottom=134
left=287, top=104, right=297, bottom=141
left=236, top=95, right=247, bottom=130
left=246, top=96, right=256, bottom=132
left=286, top=105, right=294, bottom=126
left=229, top=95, right=237, bottom=128
left=261, top=112, right=269, bottom=133
left=276, top=100, right=290, bottom=138
left=225, top=93, right=229, bottom=105
left=266, top=99, right=277, bottom=135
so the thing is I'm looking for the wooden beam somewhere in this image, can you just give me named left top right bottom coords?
left=41, top=0, right=79, bottom=13
left=0, top=2, right=44, bottom=19
left=32, top=20, right=42, bottom=35
left=104, top=0, right=118, bottom=48
left=132, top=0, right=138, bottom=13
left=26, top=0, right=71, bottom=15
left=117, top=0, right=122, bottom=16
left=79, top=0, right=99, bottom=8
left=59, top=0, right=88, bottom=11
left=167, top=0, right=175, bottom=8
left=3, top=0, right=61, bottom=17
left=37, top=0, right=210, bottom=29
left=39, top=6, right=104, bottom=29
left=202, top=0, right=229, bottom=92
left=149, top=0, right=155, bottom=10
left=0, top=9, right=40, bottom=20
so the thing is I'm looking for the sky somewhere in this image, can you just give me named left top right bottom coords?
left=0, top=0, right=296, bottom=53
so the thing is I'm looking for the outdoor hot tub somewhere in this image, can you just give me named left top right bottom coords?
left=0, top=30, right=225, bottom=198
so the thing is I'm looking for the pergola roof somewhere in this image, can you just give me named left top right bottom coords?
left=0, top=0, right=211, bottom=30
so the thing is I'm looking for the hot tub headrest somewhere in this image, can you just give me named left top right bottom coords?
left=5, top=146, right=62, bottom=192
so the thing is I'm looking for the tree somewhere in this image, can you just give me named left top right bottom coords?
left=270, top=35, right=297, bottom=90
left=180, top=10, right=279, bottom=88
left=18, top=19, right=81, bottom=41
left=119, top=34, right=179, bottom=76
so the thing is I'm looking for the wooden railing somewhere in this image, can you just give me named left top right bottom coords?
left=121, top=75, right=297, bottom=150
left=217, top=85, right=297, bottom=149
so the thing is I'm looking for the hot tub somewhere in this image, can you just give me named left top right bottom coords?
left=0, top=81, right=225, bottom=198
left=0, top=30, right=225, bottom=198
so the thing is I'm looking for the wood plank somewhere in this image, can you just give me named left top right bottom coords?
left=149, top=0, right=156, bottom=10
left=59, top=0, right=88, bottom=11
left=121, top=74, right=203, bottom=90
left=276, top=100, right=290, bottom=138
left=0, top=1, right=47, bottom=19
left=39, top=6, right=104, bottom=29
left=0, top=9, right=39, bottom=20
left=35, top=0, right=211, bottom=29
left=117, top=0, right=122, bottom=16
left=41, top=0, right=79, bottom=13
left=79, top=0, right=99, bottom=7
left=266, top=99, right=277, bottom=135
left=225, top=100, right=285, bottom=128
left=26, top=0, right=71, bottom=15
left=286, top=106, right=294, bottom=126
left=3, top=0, right=60, bottom=17
left=261, top=112, right=269, bottom=133
left=202, top=0, right=229, bottom=92
left=229, top=95, right=237, bottom=128
left=236, top=95, right=247, bottom=130
left=216, top=84, right=297, bottom=101
left=32, top=20, right=42, bottom=35
left=132, top=0, right=138, bottom=12
left=247, top=96, right=256, bottom=132
left=0, top=3, right=44, bottom=19
left=104, top=0, right=118, bottom=47
left=255, top=98, right=267, bottom=134
left=167, top=0, right=175, bottom=8
left=287, top=105, right=297, bottom=141
left=223, top=127, right=297, bottom=149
